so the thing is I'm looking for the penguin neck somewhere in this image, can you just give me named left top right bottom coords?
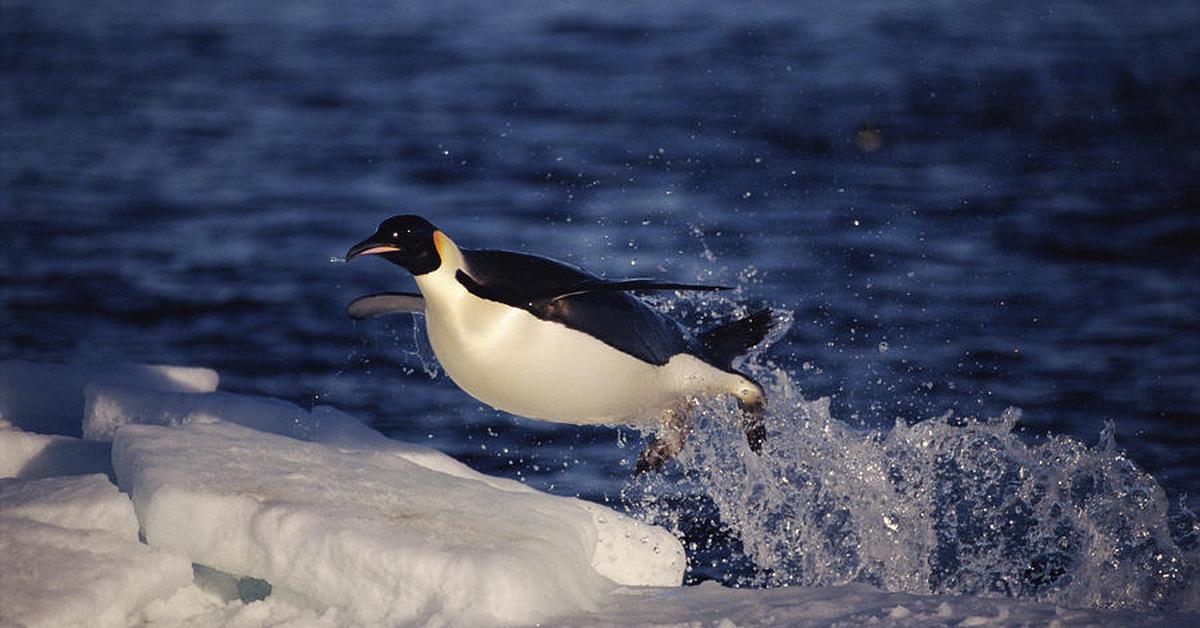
left=414, top=231, right=468, bottom=306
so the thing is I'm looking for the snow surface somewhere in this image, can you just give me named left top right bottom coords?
left=2, top=361, right=1198, bottom=627
left=0, top=421, right=111, bottom=479
left=0, top=475, right=193, bottom=628
left=0, top=473, right=136, bottom=538
left=0, top=360, right=217, bottom=437
left=84, top=384, right=523, bottom=487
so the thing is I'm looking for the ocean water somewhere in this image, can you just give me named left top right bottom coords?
left=3, top=0, right=1198, bottom=611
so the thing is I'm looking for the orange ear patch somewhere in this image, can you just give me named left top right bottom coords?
left=433, top=231, right=447, bottom=258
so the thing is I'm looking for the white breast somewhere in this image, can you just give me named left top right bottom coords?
left=414, top=264, right=731, bottom=426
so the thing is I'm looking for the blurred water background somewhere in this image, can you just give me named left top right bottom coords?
left=3, top=0, right=1199, bottom=610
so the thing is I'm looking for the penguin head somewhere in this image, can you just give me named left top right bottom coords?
left=346, top=215, right=443, bottom=275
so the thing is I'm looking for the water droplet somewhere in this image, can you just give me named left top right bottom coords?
left=878, top=342, right=889, bottom=353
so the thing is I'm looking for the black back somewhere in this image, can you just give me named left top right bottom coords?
left=457, top=249, right=697, bottom=366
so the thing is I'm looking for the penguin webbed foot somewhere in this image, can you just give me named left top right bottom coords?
left=633, top=400, right=763, bottom=473
left=634, top=409, right=690, bottom=475
left=739, top=398, right=766, bottom=454
left=635, top=437, right=675, bottom=474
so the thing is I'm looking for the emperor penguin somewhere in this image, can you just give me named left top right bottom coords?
left=345, top=215, right=774, bottom=472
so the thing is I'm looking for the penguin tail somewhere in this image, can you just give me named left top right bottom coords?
left=698, top=307, right=775, bottom=369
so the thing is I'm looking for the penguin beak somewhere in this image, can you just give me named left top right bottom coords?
left=345, top=238, right=400, bottom=261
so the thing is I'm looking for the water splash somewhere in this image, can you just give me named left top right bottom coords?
left=408, top=316, right=440, bottom=379
left=351, top=311, right=440, bottom=379
left=628, top=366, right=1200, bottom=611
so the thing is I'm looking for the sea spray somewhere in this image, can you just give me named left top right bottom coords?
left=627, top=365, right=1199, bottom=611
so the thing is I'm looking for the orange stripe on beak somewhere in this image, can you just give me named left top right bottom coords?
left=358, top=245, right=401, bottom=256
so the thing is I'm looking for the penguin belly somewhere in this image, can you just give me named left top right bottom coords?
left=423, top=295, right=692, bottom=426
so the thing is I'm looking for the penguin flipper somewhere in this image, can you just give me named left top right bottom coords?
left=347, top=292, right=425, bottom=320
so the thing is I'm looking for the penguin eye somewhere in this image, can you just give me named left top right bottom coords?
left=391, top=232, right=400, bottom=239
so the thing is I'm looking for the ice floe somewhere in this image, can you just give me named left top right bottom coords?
left=112, top=419, right=682, bottom=625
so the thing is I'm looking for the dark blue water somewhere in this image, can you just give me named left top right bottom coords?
left=4, top=0, right=1199, bottom=609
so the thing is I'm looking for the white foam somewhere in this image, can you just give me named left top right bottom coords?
left=0, top=360, right=218, bottom=436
